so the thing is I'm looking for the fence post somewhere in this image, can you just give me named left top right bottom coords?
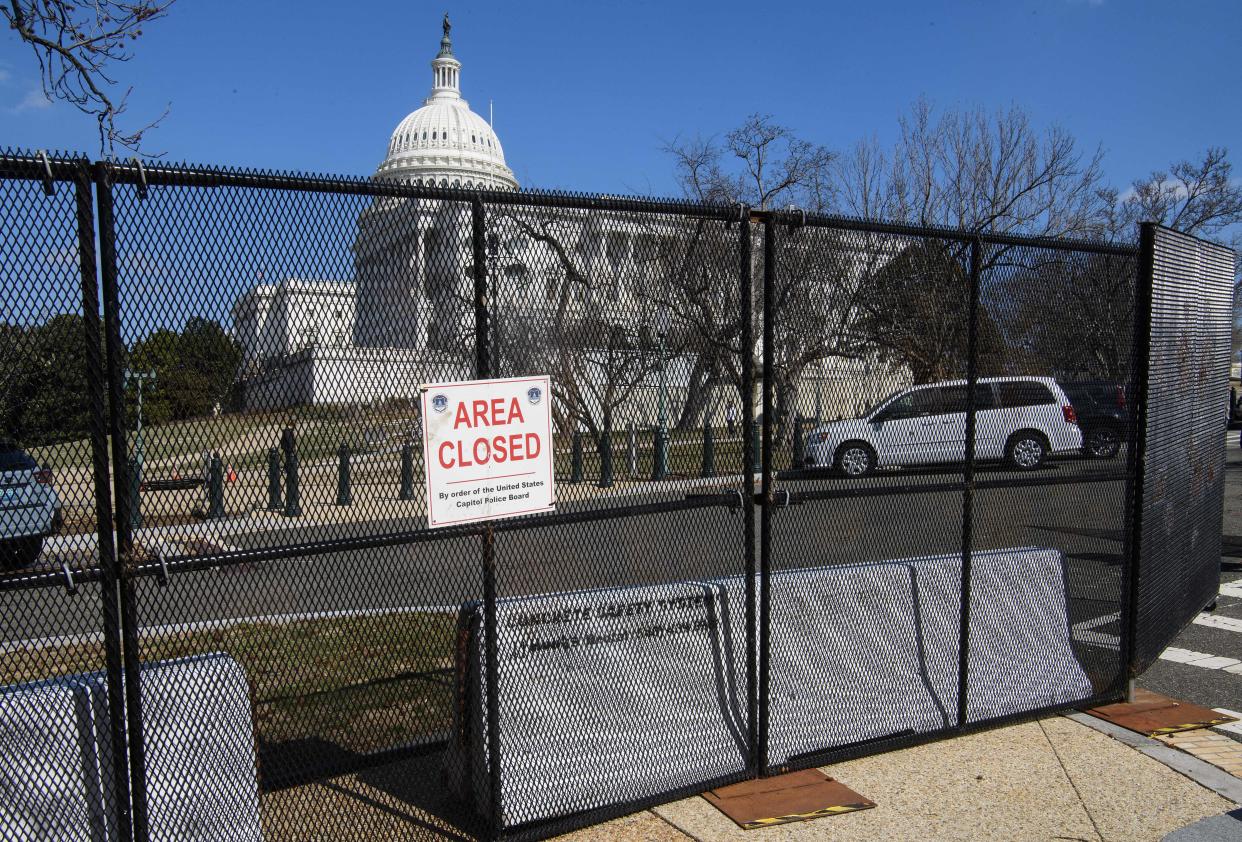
left=570, top=431, right=584, bottom=483
left=267, top=447, right=283, bottom=511
left=758, top=214, right=776, bottom=774
left=598, top=426, right=614, bottom=488
left=94, top=160, right=150, bottom=842
left=738, top=205, right=758, bottom=778
left=206, top=452, right=225, bottom=519
left=701, top=417, right=715, bottom=478
left=1120, top=222, right=1157, bottom=696
left=956, top=236, right=982, bottom=729
left=399, top=442, right=415, bottom=500
left=336, top=444, right=352, bottom=506
left=75, top=161, right=134, bottom=842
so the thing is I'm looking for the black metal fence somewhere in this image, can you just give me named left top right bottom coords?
left=0, top=149, right=1233, bottom=841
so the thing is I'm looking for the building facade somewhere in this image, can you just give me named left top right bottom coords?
left=233, top=17, right=907, bottom=423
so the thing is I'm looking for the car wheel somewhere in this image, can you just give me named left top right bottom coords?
left=834, top=442, right=875, bottom=477
left=1006, top=433, right=1046, bottom=470
left=0, top=536, right=43, bottom=571
left=1083, top=427, right=1120, bottom=459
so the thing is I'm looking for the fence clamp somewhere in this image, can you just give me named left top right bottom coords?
left=155, top=547, right=170, bottom=587
left=60, top=561, right=77, bottom=595
left=36, top=149, right=55, bottom=196
left=778, top=488, right=793, bottom=508
left=132, top=157, right=148, bottom=200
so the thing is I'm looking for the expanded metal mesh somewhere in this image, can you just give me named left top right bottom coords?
left=0, top=149, right=1231, bottom=842
left=1132, top=225, right=1235, bottom=671
left=760, top=224, right=1134, bottom=773
left=0, top=155, right=132, bottom=841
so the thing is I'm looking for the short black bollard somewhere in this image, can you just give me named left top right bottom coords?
left=750, top=423, right=761, bottom=473
left=570, top=431, right=584, bottom=484
left=399, top=443, right=415, bottom=501
left=336, top=444, right=352, bottom=506
left=128, top=457, right=143, bottom=530
left=627, top=422, right=637, bottom=478
left=701, top=419, right=715, bottom=478
left=792, top=414, right=805, bottom=469
left=207, top=452, right=225, bottom=520
left=651, top=426, right=668, bottom=481
left=284, top=450, right=302, bottom=518
left=266, top=447, right=282, bottom=512
left=597, top=428, right=613, bottom=488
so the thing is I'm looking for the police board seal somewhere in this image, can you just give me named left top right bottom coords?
left=526, top=386, right=542, bottom=405
left=431, top=394, right=449, bottom=413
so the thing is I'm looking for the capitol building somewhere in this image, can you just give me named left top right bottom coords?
left=232, top=18, right=902, bottom=424
left=232, top=18, right=521, bottom=411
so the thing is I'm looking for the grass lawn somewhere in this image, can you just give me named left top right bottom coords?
left=1, top=609, right=458, bottom=757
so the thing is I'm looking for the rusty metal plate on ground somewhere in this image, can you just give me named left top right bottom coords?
left=702, top=769, right=875, bottom=830
left=1083, top=689, right=1238, bottom=736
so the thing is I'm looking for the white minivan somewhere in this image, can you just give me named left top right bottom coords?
left=805, top=377, right=1083, bottom=476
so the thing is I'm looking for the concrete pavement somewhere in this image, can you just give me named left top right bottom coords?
left=546, top=714, right=1238, bottom=842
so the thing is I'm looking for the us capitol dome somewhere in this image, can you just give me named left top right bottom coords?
left=375, top=15, right=518, bottom=191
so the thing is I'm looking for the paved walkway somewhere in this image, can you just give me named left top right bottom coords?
left=553, top=715, right=1239, bottom=842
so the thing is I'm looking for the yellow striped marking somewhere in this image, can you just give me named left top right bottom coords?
left=740, top=803, right=873, bottom=829
left=1149, top=717, right=1235, bottom=736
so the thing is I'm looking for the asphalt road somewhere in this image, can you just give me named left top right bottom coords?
left=1, top=453, right=1128, bottom=652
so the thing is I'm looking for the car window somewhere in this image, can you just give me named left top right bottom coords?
left=0, top=449, right=36, bottom=471
left=927, top=385, right=994, bottom=414
left=880, top=388, right=939, bottom=419
left=975, top=384, right=996, bottom=410
left=996, top=381, right=1056, bottom=408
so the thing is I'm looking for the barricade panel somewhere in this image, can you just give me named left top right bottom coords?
left=1131, top=225, right=1235, bottom=672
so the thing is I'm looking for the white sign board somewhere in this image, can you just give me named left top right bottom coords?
left=421, top=376, right=556, bottom=528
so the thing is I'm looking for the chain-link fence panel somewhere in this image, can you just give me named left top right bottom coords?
left=970, top=240, right=1137, bottom=713
left=102, top=164, right=500, bottom=841
left=0, top=153, right=133, bottom=841
left=760, top=220, right=973, bottom=773
left=1131, top=225, right=1235, bottom=672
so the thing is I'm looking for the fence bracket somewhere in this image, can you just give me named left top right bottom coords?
left=156, top=548, right=170, bottom=587
left=132, top=158, right=148, bottom=199
left=36, top=150, right=55, bottom=196
left=60, top=561, right=77, bottom=595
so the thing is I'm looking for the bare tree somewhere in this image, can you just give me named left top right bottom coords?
left=3, top=0, right=175, bottom=155
left=664, top=115, right=840, bottom=433
left=667, top=113, right=836, bottom=212
left=1097, top=147, right=1242, bottom=241
left=881, top=98, right=1105, bottom=238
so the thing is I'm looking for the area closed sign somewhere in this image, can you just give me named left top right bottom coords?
left=421, top=375, right=556, bottom=528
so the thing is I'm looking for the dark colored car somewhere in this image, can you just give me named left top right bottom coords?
left=1058, top=381, right=1128, bottom=458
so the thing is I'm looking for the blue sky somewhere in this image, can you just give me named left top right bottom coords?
left=0, top=0, right=1238, bottom=199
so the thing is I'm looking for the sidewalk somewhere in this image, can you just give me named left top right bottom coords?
left=554, top=714, right=1240, bottom=842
